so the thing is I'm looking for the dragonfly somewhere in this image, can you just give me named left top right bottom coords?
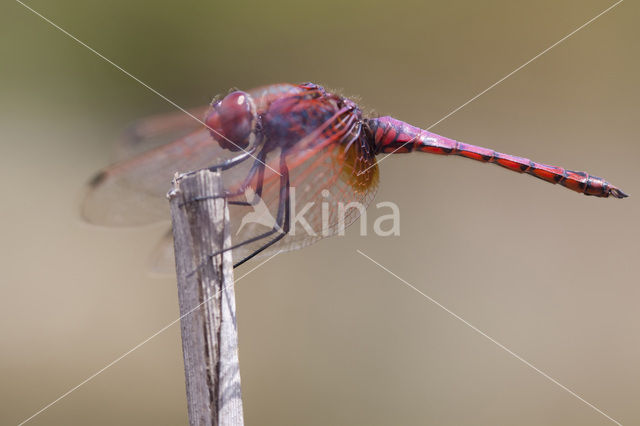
left=82, top=82, right=628, bottom=269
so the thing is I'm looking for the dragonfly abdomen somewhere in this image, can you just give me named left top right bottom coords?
left=369, top=116, right=627, bottom=198
left=454, top=144, right=625, bottom=198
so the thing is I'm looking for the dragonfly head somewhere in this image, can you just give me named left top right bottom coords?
left=205, top=91, right=258, bottom=151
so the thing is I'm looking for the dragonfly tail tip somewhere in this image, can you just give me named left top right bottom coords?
left=610, top=187, right=629, bottom=199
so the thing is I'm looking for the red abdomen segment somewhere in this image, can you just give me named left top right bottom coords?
left=369, top=116, right=627, bottom=198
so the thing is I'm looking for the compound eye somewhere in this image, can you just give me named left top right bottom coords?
left=205, top=91, right=256, bottom=151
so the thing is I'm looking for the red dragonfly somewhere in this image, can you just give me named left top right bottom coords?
left=83, top=82, right=627, bottom=268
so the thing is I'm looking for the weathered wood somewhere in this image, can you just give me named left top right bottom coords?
left=169, top=169, right=244, bottom=426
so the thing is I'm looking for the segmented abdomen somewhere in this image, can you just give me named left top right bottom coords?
left=369, top=116, right=627, bottom=198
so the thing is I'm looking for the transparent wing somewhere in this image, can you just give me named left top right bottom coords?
left=81, top=127, right=247, bottom=226
left=230, top=132, right=380, bottom=262
left=149, top=229, right=176, bottom=275
left=82, top=94, right=299, bottom=227
left=115, top=106, right=210, bottom=161
left=148, top=118, right=380, bottom=273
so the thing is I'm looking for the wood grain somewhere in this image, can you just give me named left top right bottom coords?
left=169, top=169, right=244, bottom=426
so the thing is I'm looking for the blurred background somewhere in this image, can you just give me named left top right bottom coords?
left=2, top=0, right=638, bottom=424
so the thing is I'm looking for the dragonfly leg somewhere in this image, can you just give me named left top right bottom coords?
left=185, top=154, right=290, bottom=275
left=180, top=150, right=266, bottom=207
left=226, top=150, right=268, bottom=207
left=177, top=143, right=260, bottom=184
left=232, top=156, right=290, bottom=267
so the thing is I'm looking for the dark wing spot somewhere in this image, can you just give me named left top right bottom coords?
left=89, top=171, right=108, bottom=188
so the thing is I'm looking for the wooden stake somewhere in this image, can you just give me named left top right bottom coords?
left=169, top=169, right=244, bottom=426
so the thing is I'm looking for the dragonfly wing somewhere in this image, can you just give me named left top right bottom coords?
left=226, top=126, right=380, bottom=264
left=82, top=127, right=243, bottom=226
left=147, top=139, right=380, bottom=274
left=115, top=106, right=210, bottom=161
left=149, top=229, right=176, bottom=275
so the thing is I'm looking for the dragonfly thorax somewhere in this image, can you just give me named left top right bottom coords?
left=262, top=88, right=358, bottom=153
